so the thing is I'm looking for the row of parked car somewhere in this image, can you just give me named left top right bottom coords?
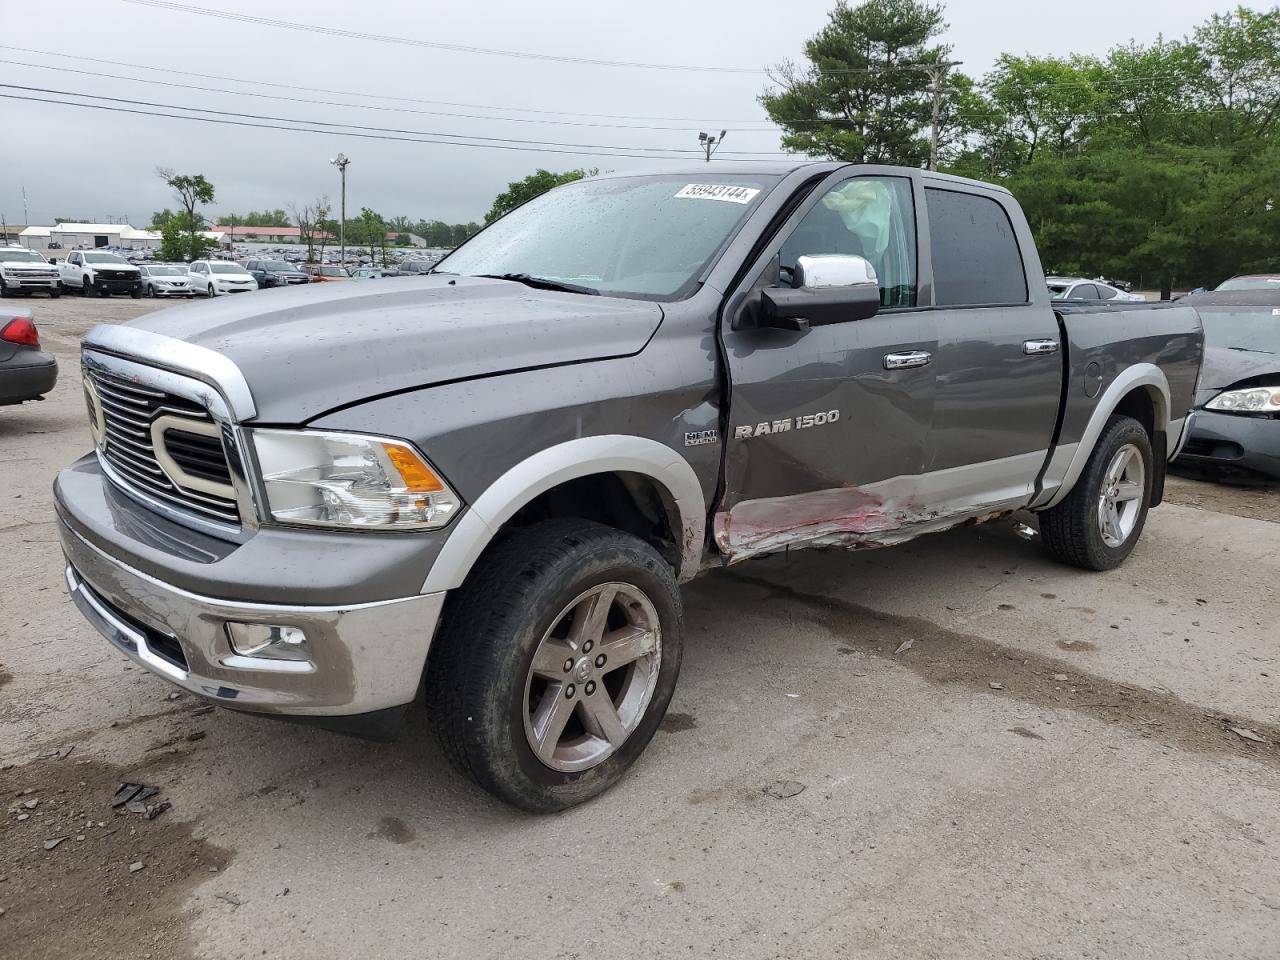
left=0, top=245, right=443, bottom=300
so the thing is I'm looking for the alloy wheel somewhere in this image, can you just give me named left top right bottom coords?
left=1097, top=443, right=1145, bottom=548
left=522, top=582, right=662, bottom=773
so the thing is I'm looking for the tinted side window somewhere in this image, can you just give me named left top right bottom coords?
left=1097, top=284, right=1117, bottom=300
left=926, top=188, right=1028, bottom=306
left=1072, top=283, right=1099, bottom=300
left=779, top=176, right=917, bottom=307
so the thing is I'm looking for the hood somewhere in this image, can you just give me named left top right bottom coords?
left=1, top=258, right=56, bottom=270
left=123, top=275, right=663, bottom=422
left=1196, top=345, right=1280, bottom=405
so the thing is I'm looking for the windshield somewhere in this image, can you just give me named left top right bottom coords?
left=211, top=263, right=249, bottom=274
left=1047, top=283, right=1071, bottom=298
left=436, top=174, right=776, bottom=299
left=148, top=266, right=187, bottom=276
left=1199, top=307, right=1280, bottom=354
left=1216, top=276, right=1280, bottom=292
left=319, top=266, right=347, bottom=276
left=2, top=249, right=47, bottom=263
left=261, top=260, right=292, bottom=270
left=84, top=253, right=127, bottom=265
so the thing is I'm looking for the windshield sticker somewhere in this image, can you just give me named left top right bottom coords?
left=675, top=184, right=760, bottom=204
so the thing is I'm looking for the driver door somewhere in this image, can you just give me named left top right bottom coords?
left=716, top=170, right=937, bottom=560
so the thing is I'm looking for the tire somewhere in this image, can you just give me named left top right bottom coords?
left=130, top=287, right=142, bottom=299
left=144, top=283, right=154, bottom=298
left=49, top=289, right=60, bottom=299
left=81, top=277, right=92, bottom=297
left=427, top=518, right=683, bottom=812
left=207, top=283, right=216, bottom=298
left=0, top=279, right=8, bottom=297
left=1039, top=415, right=1153, bottom=571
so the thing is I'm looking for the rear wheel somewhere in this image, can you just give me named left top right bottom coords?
left=427, top=519, right=683, bottom=812
left=1039, top=415, right=1152, bottom=571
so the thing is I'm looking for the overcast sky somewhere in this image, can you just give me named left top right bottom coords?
left=0, top=0, right=1228, bottom=228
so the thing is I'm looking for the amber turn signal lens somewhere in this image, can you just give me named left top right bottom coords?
left=383, top=443, right=445, bottom=493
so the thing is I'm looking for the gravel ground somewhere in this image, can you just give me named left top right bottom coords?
left=2, top=297, right=1278, bottom=960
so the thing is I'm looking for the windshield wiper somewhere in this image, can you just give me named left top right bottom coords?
left=1226, top=345, right=1276, bottom=354
left=476, top=273, right=599, bottom=296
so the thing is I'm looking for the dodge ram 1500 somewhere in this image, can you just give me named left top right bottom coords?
left=55, top=163, right=1203, bottom=811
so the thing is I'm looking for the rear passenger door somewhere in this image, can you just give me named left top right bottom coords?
left=923, top=186, right=1062, bottom=508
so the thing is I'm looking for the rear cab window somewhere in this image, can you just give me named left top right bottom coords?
left=925, top=188, right=1028, bottom=306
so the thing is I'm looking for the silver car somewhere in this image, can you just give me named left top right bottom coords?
left=1048, top=276, right=1145, bottom=302
left=138, top=264, right=195, bottom=298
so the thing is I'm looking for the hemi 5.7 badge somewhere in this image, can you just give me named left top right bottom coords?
left=734, top=409, right=840, bottom=439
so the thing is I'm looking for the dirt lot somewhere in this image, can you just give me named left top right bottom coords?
left=2, top=296, right=1278, bottom=960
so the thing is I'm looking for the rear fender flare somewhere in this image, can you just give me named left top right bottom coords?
left=421, top=435, right=706, bottom=593
left=1037, top=363, right=1170, bottom=509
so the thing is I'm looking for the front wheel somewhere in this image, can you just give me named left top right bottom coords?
left=129, top=286, right=142, bottom=299
left=49, top=288, right=60, bottom=299
left=427, top=519, right=683, bottom=812
left=1039, top=415, right=1153, bottom=571
left=0, top=279, right=8, bottom=297
left=207, top=283, right=216, bottom=298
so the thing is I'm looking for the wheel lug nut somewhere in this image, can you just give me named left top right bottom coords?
left=583, top=640, right=593, bottom=653
left=563, top=658, right=574, bottom=673
left=565, top=684, right=576, bottom=699
left=595, top=654, right=606, bottom=668
left=584, top=681, right=596, bottom=696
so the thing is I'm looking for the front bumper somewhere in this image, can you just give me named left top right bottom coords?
left=2, top=275, right=58, bottom=290
left=94, top=278, right=142, bottom=294
left=1175, top=409, right=1280, bottom=479
left=55, top=458, right=447, bottom=725
left=0, top=353, right=57, bottom=404
left=153, top=285, right=194, bottom=297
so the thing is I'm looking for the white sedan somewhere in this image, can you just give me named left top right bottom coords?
left=1047, top=277, right=1145, bottom=302
left=188, top=260, right=259, bottom=297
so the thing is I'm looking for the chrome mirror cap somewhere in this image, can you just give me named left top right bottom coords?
left=794, top=254, right=879, bottom=290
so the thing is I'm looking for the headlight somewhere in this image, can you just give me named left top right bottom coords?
left=1206, top=386, right=1280, bottom=415
left=249, top=429, right=461, bottom=530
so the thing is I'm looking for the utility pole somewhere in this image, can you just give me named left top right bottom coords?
left=916, top=61, right=962, bottom=172
left=329, top=153, right=350, bottom=266
left=21, top=183, right=29, bottom=226
left=698, top=130, right=727, bottom=162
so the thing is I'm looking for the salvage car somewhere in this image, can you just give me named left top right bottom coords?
left=55, top=163, right=1203, bottom=811
left=57, top=251, right=142, bottom=298
left=0, top=245, right=61, bottom=298
left=0, top=308, right=57, bottom=405
left=188, top=260, right=258, bottom=297
left=138, top=264, right=195, bottom=298
left=1214, top=274, right=1280, bottom=292
left=244, top=259, right=311, bottom=289
left=304, top=265, right=350, bottom=282
left=1174, top=289, right=1279, bottom=479
left=1047, top=276, right=1144, bottom=302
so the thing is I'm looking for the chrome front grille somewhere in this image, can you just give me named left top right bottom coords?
left=86, top=367, right=241, bottom=526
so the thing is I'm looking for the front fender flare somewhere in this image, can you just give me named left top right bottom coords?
left=421, top=435, right=706, bottom=593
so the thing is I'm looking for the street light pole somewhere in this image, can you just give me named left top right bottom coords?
left=698, top=130, right=727, bottom=162
left=329, top=153, right=350, bottom=266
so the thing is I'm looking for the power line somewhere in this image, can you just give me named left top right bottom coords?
left=0, top=83, right=796, bottom=156
left=0, top=90, right=799, bottom=163
left=0, top=44, right=782, bottom=124
left=118, top=0, right=771, bottom=74
left=0, top=57, right=784, bottom=133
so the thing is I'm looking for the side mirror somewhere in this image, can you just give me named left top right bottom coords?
left=758, top=254, right=881, bottom=332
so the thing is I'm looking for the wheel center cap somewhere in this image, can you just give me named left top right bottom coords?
left=574, top=657, right=593, bottom=683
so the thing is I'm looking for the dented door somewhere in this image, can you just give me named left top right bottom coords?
left=716, top=171, right=938, bottom=561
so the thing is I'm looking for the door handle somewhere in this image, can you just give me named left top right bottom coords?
left=883, top=351, right=932, bottom=370
left=1023, top=339, right=1060, bottom=355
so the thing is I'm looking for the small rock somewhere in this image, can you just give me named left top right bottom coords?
left=762, top=780, right=806, bottom=799
left=22, top=799, right=37, bottom=810
left=75, top=835, right=85, bottom=842
left=893, top=638, right=915, bottom=655
left=0, top=907, right=5, bottom=917
left=208, top=866, right=219, bottom=872
left=989, top=682, right=1005, bottom=690
left=784, top=693, right=800, bottom=699
left=997, top=603, right=1015, bottom=611
left=1052, top=674, right=1069, bottom=682
left=166, top=692, right=180, bottom=701
left=126, top=801, right=148, bottom=815
left=43, top=837, right=67, bottom=850
left=1230, top=727, right=1268, bottom=744
left=16, top=814, right=28, bottom=822
left=129, top=862, right=144, bottom=873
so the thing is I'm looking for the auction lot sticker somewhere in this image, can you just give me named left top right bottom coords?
left=675, top=184, right=761, bottom=204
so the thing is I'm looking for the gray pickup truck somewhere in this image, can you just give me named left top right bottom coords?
left=55, top=163, right=1202, bottom=811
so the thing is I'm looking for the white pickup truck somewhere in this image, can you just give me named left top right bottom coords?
left=0, top=245, right=61, bottom=298
left=57, top=251, right=143, bottom=298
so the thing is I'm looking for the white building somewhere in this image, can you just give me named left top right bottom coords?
left=17, top=223, right=225, bottom=254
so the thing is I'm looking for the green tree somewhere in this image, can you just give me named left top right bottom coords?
left=484, top=169, right=593, bottom=224
left=759, top=0, right=967, bottom=165
left=157, top=213, right=217, bottom=263
left=156, top=168, right=216, bottom=263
